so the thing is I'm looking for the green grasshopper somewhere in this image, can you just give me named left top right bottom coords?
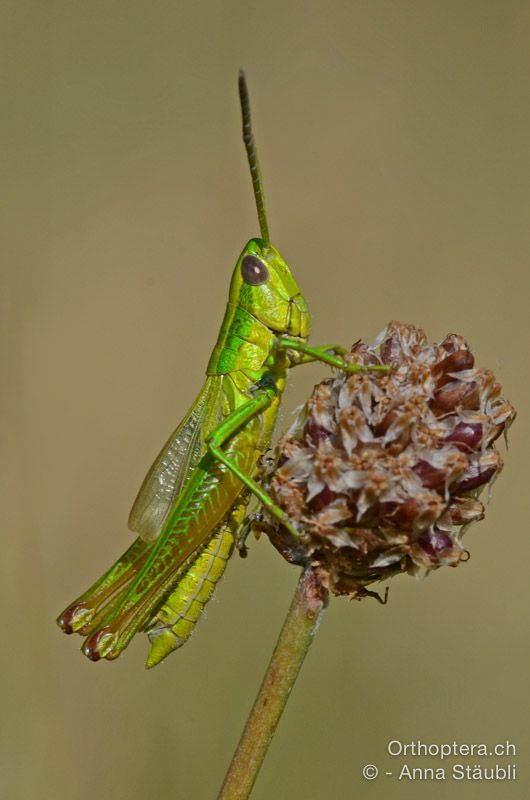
left=57, top=72, right=387, bottom=668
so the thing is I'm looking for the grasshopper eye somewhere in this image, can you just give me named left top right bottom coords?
left=241, top=254, right=269, bottom=286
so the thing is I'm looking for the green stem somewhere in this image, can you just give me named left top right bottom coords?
left=217, top=568, right=328, bottom=800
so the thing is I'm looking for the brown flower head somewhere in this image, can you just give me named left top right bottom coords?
left=265, top=322, right=516, bottom=600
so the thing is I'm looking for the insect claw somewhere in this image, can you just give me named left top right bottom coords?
left=237, top=540, right=249, bottom=558
left=236, top=511, right=267, bottom=557
left=360, top=586, right=390, bottom=604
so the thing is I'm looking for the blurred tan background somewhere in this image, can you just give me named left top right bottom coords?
left=2, top=2, right=529, bottom=798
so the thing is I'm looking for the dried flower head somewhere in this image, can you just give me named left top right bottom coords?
left=265, top=322, right=515, bottom=599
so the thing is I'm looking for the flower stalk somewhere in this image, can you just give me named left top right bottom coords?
left=217, top=568, right=328, bottom=800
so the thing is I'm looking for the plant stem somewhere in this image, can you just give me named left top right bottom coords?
left=217, top=567, right=328, bottom=800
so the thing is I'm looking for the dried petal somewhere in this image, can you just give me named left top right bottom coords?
left=445, top=421, right=483, bottom=451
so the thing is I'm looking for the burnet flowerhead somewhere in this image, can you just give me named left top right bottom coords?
left=265, top=322, right=515, bottom=599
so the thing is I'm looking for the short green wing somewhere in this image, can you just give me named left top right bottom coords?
left=128, top=375, right=224, bottom=542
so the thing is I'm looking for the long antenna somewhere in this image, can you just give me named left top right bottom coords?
left=238, top=70, right=270, bottom=243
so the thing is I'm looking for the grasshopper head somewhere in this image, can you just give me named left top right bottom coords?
left=228, top=238, right=310, bottom=339
left=227, top=75, right=310, bottom=339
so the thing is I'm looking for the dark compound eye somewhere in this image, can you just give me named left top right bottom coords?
left=241, top=254, right=269, bottom=286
